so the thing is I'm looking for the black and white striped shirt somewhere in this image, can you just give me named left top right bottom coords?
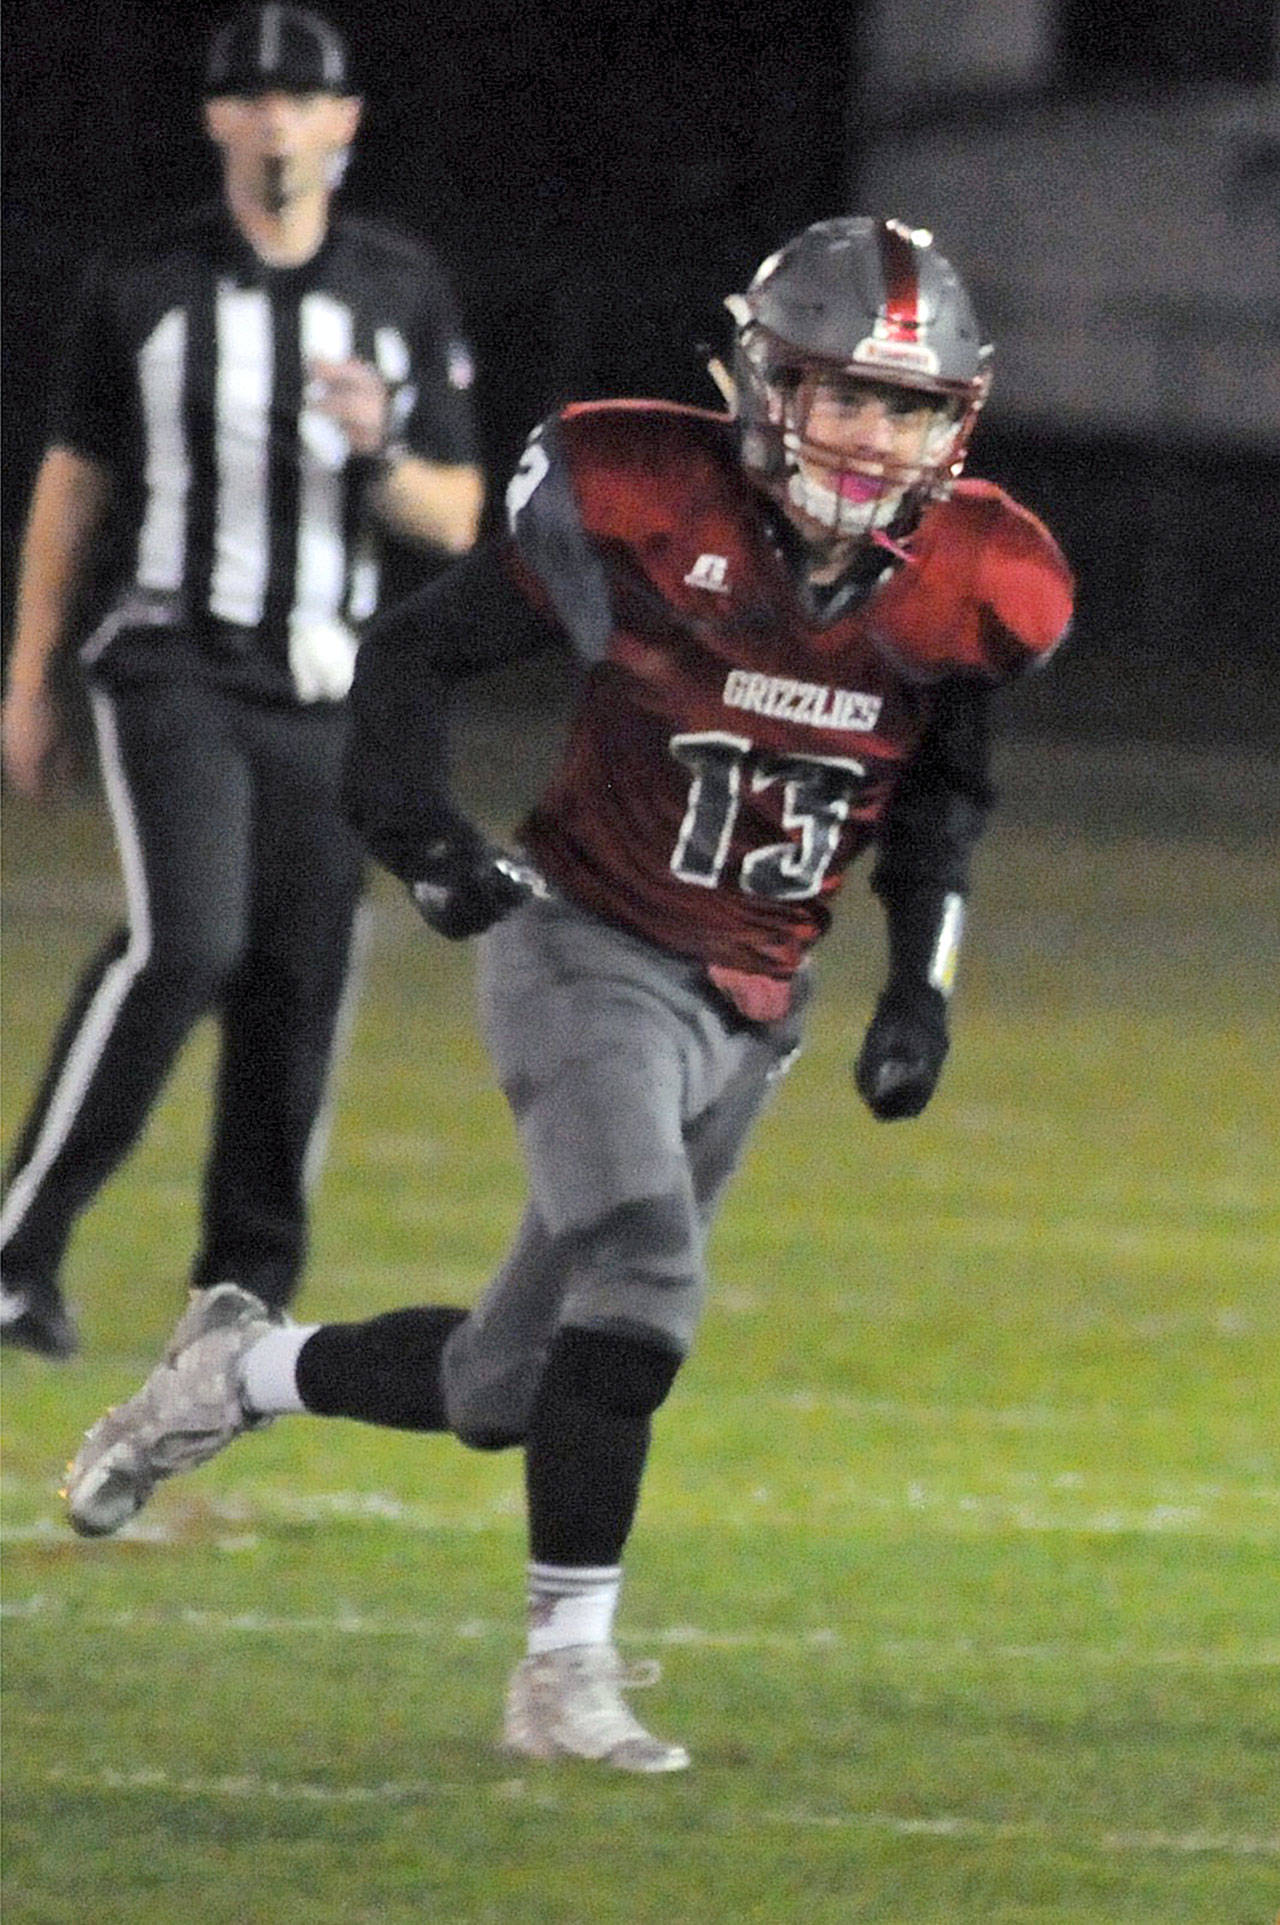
left=50, top=202, right=478, bottom=701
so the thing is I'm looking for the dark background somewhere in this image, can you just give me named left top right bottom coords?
left=4, top=0, right=1277, bottom=752
left=2, top=0, right=852, bottom=526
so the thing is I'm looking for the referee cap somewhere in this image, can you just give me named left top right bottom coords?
left=205, top=5, right=352, bottom=97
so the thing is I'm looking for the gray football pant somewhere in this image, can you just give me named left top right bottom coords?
left=441, top=895, right=807, bottom=1445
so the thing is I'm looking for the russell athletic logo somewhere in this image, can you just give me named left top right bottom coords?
left=684, top=553, right=731, bottom=593
left=722, top=667, right=883, bottom=732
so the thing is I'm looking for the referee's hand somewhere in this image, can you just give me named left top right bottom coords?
left=2, top=683, right=71, bottom=802
left=306, top=356, right=390, bottom=456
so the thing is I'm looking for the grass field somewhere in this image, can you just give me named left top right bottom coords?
left=2, top=732, right=1278, bottom=1925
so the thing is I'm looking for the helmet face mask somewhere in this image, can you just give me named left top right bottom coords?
left=729, top=219, right=992, bottom=552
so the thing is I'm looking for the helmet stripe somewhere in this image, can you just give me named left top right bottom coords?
left=878, top=221, right=920, bottom=344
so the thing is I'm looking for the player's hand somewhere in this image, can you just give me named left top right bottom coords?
left=410, top=833, right=549, bottom=940
left=306, top=356, right=391, bottom=456
left=854, top=985, right=949, bottom=1120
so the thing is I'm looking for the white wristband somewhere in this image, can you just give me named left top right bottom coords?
left=927, top=891, right=965, bottom=997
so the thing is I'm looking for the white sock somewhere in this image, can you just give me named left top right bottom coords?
left=526, top=1562, right=622, bottom=1655
left=238, top=1324, right=318, bottom=1416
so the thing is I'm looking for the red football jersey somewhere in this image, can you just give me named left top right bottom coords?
left=505, top=402, right=1072, bottom=980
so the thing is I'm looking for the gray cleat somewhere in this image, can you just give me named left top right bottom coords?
left=65, top=1283, right=280, bottom=1537
left=503, top=1643, right=690, bottom=1772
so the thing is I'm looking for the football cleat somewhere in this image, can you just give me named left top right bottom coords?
left=503, top=1644, right=690, bottom=1773
left=64, top=1282, right=279, bottom=1537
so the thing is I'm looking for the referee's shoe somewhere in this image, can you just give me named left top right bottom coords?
left=1, top=1276, right=80, bottom=1360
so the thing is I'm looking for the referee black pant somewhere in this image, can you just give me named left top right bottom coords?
left=1, top=674, right=365, bottom=1311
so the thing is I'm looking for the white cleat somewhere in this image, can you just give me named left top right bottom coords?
left=503, top=1644, right=690, bottom=1773
left=65, top=1283, right=280, bottom=1537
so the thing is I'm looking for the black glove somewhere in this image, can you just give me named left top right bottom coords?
left=410, top=831, right=548, bottom=940
left=854, top=984, right=949, bottom=1121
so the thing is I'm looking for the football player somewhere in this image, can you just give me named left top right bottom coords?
left=64, top=218, right=1073, bottom=1772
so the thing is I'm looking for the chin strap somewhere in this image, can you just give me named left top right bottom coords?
left=870, top=527, right=917, bottom=566
left=704, top=354, right=737, bottom=410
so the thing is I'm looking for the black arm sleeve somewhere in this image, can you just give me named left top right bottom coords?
left=343, top=537, right=564, bottom=883
left=872, top=677, right=994, bottom=898
left=869, top=677, right=995, bottom=992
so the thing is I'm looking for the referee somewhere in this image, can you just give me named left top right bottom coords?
left=1, top=5, right=483, bottom=1357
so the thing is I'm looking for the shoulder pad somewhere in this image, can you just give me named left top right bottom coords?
left=915, top=482, right=1074, bottom=676
left=553, top=401, right=737, bottom=540
left=502, top=403, right=738, bottom=661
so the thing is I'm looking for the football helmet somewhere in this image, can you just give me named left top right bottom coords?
left=727, top=217, right=992, bottom=545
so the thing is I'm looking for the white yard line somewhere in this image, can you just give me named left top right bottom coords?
left=4, top=1593, right=1277, bottom=1671
left=28, top=1762, right=1280, bottom=1858
left=3, top=1459, right=1277, bottom=1542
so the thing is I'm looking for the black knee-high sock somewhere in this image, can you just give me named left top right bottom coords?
left=524, top=1325, right=682, bottom=1566
left=295, top=1306, right=468, bottom=1430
